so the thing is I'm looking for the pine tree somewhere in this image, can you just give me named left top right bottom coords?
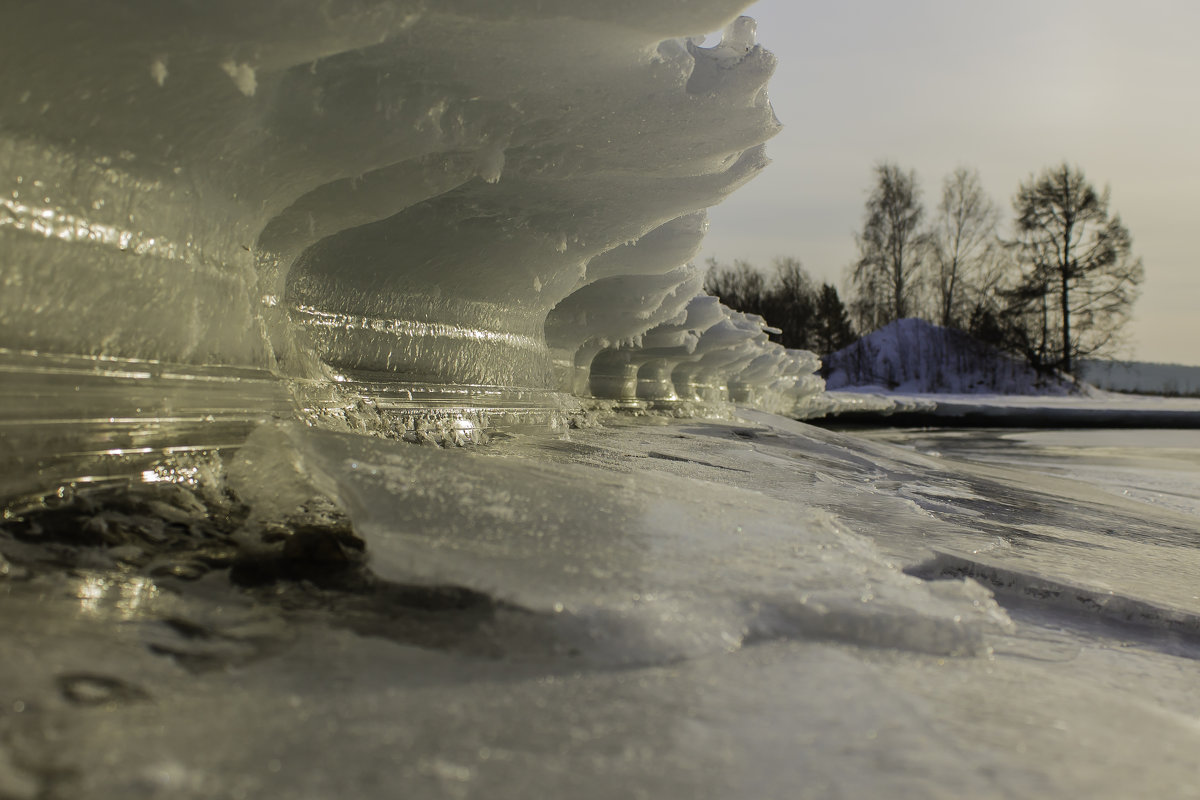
left=812, top=284, right=855, bottom=355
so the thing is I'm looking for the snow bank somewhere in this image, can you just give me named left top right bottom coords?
left=824, top=318, right=1074, bottom=395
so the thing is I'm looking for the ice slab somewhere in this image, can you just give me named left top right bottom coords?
left=0, top=1, right=828, bottom=510
left=246, top=421, right=1009, bottom=663
left=4, top=412, right=1200, bottom=798
left=0, top=0, right=806, bottom=406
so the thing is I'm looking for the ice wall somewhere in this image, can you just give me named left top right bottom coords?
left=0, top=1, right=823, bottom=501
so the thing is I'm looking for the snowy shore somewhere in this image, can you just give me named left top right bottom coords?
left=812, top=389, right=1200, bottom=428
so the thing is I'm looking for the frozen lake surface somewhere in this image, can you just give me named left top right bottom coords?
left=857, top=427, right=1200, bottom=519
left=3, top=411, right=1200, bottom=799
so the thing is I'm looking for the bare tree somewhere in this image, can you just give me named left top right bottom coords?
left=772, top=256, right=812, bottom=301
left=762, top=257, right=816, bottom=349
left=851, top=162, right=927, bottom=330
left=928, top=167, right=1000, bottom=328
left=704, top=258, right=766, bottom=312
left=705, top=256, right=822, bottom=351
left=1007, top=163, right=1143, bottom=373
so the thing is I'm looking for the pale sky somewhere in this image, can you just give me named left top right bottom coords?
left=700, top=0, right=1200, bottom=365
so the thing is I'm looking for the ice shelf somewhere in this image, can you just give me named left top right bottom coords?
left=0, top=0, right=829, bottom=504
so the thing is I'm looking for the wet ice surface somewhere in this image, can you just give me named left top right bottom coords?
left=4, top=413, right=1200, bottom=798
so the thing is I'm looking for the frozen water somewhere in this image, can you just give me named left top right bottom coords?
left=4, top=411, right=1200, bottom=798
left=1081, top=359, right=1200, bottom=396
left=239, top=421, right=1010, bottom=662
left=4, top=2, right=1200, bottom=796
left=865, top=427, right=1200, bottom=520
left=0, top=0, right=826, bottom=505
left=0, top=0, right=814, bottom=409
left=811, top=387, right=1200, bottom=427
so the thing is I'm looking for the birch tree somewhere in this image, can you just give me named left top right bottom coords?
left=851, top=163, right=927, bottom=330
left=929, top=167, right=1000, bottom=328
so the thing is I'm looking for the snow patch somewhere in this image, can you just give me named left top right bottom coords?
left=824, top=318, right=1074, bottom=395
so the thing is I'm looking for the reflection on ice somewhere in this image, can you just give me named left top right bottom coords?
left=75, top=572, right=160, bottom=620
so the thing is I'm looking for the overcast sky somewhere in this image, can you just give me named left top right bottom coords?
left=699, top=0, right=1200, bottom=365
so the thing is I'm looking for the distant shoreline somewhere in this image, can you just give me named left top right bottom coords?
left=808, top=400, right=1200, bottom=430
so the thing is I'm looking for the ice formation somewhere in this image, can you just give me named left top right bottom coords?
left=0, top=0, right=828, bottom=505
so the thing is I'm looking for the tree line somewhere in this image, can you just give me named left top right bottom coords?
left=703, top=257, right=856, bottom=355
left=706, top=161, right=1144, bottom=375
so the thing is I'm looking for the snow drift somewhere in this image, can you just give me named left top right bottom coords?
left=823, top=318, right=1074, bottom=395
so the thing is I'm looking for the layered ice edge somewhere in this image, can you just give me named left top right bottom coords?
left=0, top=0, right=827, bottom=503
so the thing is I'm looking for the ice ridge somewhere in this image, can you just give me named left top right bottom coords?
left=0, top=2, right=819, bottom=415
left=0, top=2, right=830, bottom=505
